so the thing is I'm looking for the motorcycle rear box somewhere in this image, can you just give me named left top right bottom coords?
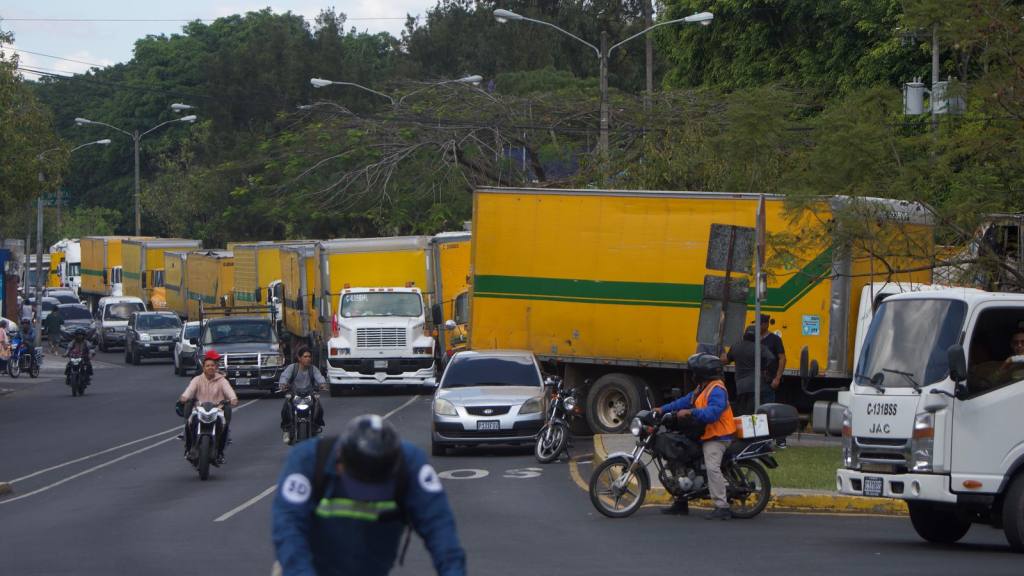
left=756, top=403, right=800, bottom=438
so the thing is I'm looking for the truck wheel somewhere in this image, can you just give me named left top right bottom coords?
left=1003, top=473, right=1024, bottom=552
left=907, top=501, right=971, bottom=544
left=585, top=373, right=642, bottom=434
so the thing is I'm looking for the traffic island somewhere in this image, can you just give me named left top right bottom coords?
left=590, top=434, right=908, bottom=516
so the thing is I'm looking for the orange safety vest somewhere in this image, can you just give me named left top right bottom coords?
left=695, top=380, right=737, bottom=440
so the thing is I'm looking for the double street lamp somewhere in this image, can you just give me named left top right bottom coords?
left=310, top=75, right=483, bottom=110
left=493, top=8, right=713, bottom=158
left=75, top=103, right=198, bottom=235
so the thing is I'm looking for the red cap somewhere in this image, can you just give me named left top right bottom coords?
left=203, top=350, right=222, bottom=362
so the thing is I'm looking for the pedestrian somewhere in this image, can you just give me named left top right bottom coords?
left=45, top=307, right=64, bottom=354
left=759, top=314, right=789, bottom=446
left=20, top=297, right=34, bottom=325
left=272, top=414, right=466, bottom=576
left=723, top=324, right=776, bottom=416
left=0, top=319, right=11, bottom=370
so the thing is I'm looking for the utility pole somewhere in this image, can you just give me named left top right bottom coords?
left=931, top=23, right=940, bottom=132
left=134, top=130, right=142, bottom=236
left=643, top=0, right=653, bottom=112
left=599, top=30, right=610, bottom=160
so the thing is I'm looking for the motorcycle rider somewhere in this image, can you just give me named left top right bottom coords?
left=176, top=350, right=238, bottom=464
left=18, top=318, right=38, bottom=366
left=65, top=329, right=94, bottom=384
left=277, top=346, right=327, bottom=444
left=272, top=414, right=466, bottom=576
left=655, top=353, right=737, bottom=520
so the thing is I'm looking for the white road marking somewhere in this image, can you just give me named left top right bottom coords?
left=213, top=395, right=421, bottom=523
left=3, top=399, right=260, bottom=485
left=0, top=436, right=179, bottom=505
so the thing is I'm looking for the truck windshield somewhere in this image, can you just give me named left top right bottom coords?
left=855, top=299, right=967, bottom=389
left=203, top=320, right=277, bottom=344
left=68, top=263, right=81, bottom=277
left=105, top=302, right=144, bottom=321
left=340, top=293, right=422, bottom=318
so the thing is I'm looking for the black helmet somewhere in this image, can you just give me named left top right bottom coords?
left=339, top=415, right=401, bottom=484
left=688, top=353, right=724, bottom=383
left=74, top=329, right=86, bottom=340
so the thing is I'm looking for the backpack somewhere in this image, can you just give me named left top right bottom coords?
left=312, top=435, right=414, bottom=564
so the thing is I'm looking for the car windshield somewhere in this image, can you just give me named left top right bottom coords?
left=60, top=307, right=92, bottom=321
left=855, top=298, right=967, bottom=388
left=184, top=324, right=201, bottom=339
left=340, top=292, right=422, bottom=318
left=442, top=355, right=541, bottom=388
left=105, top=302, right=144, bottom=321
left=137, top=315, right=181, bottom=330
left=51, top=293, right=78, bottom=304
left=203, top=320, right=277, bottom=344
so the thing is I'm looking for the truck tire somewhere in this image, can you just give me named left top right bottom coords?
left=907, top=501, right=971, bottom=544
left=586, top=373, right=642, bottom=434
left=1002, top=473, right=1024, bottom=552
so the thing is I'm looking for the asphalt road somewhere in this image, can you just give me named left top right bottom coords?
left=1, top=351, right=1021, bottom=575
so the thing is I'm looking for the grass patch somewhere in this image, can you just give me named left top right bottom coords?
left=765, top=446, right=842, bottom=491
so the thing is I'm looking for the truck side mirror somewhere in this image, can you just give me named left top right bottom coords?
left=431, top=303, right=442, bottom=326
left=947, top=344, right=967, bottom=384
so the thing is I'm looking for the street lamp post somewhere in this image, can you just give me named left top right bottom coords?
left=494, top=8, right=713, bottom=158
left=310, top=75, right=483, bottom=111
left=33, top=138, right=111, bottom=346
left=74, top=105, right=198, bottom=235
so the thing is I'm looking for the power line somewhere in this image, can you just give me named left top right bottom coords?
left=2, top=17, right=408, bottom=23
left=7, top=47, right=106, bottom=68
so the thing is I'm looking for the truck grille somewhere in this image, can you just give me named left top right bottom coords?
left=356, top=328, right=406, bottom=348
left=222, top=354, right=259, bottom=368
left=854, top=437, right=910, bottom=471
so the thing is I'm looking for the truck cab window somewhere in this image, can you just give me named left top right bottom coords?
left=966, top=307, right=1024, bottom=395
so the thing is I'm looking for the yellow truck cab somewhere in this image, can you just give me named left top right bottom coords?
left=121, top=238, right=201, bottom=311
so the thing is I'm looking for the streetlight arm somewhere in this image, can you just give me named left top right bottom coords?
left=140, top=116, right=195, bottom=139
left=608, top=12, right=713, bottom=57
left=514, top=15, right=601, bottom=58
left=396, top=76, right=483, bottom=108
left=311, top=79, right=396, bottom=106
left=75, top=118, right=132, bottom=139
left=69, top=139, right=112, bottom=153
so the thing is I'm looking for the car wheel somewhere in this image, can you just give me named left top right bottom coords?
left=132, top=346, right=141, bottom=365
left=431, top=440, right=447, bottom=457
left=124, top=346, right=131, bottom=364
left=173, top=354, right=182, bottom=376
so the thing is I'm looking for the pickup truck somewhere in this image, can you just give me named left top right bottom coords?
left=194, top=305, right=286, bottom=391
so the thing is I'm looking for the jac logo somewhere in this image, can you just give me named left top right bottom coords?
left=865, top=402, right=898, bottom=416
left=869, top=423, right=892, bottom=434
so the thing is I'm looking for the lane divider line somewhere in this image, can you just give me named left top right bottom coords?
left=4, top=398, right=260, bottom=485
left=213, top=395, right=422, bottom=523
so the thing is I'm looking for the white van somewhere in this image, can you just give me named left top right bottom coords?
left=95, top=296, right=147, bottom=352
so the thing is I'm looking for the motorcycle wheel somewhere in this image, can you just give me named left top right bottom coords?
left=70, top=374, right=79, bottom=397
left=589, top=456, right=647, bottom=518
left=726, top=460, right=772, bottom=519
left=534, top=422, right=569, bottom=464
left=29, top=360, right=39, bottom=378
left=8, top=358, right=20, bottom=378
left=197, top=436, right=212, bottom=481
left=296, top=421, right=310, bottom=442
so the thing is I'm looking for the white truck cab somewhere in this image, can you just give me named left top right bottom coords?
left=835, top=289, right=1024, bottom=550
left=325, top=287, right=436, bottom=392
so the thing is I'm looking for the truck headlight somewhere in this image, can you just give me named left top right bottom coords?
left=139, top=333, right=151, bottom=342
left=911, top=412, right=934, bottom=472
left=434, top=398, right=458, bottom=416
left=519, top=396, right=543, bottom=415
left=842, top=407, right=854, bottom=468
left=413, top=347, right=432, bottom=355
left=263, top=354, right=284, bottom=367
left=330, top=347, right=350, bottom=356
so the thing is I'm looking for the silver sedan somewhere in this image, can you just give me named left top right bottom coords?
left=431, top=349, right=547, bottom=456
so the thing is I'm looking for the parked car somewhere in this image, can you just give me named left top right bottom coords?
left=173, top=321, right=202, bottom=376
left=431, top=349, right=547, bottom=456
left=47, top=291, right=80, bottom=305
left=27, top=296, right=61, bottom=323
left=55, top=304, right=95, bottom=346
left=94, top=296, right=147, bottom=352
left=125, top=311, right=182, bottom=365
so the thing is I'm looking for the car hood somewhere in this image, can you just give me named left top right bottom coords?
left=61, top=319, right=94, bottom=330
left=137, top=328, right=180, bottom=337
left=201, top=342, right=280, bottom=355
left=437, top=385, right=543, bottom=406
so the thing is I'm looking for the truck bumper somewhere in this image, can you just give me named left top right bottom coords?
left=224, top=367, right=284, bottom=391
left=327, top=364, right=436, bottom=393
left=836, top=469, right=956, bottom=503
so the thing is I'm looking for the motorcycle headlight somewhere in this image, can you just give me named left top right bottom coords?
left=563, top=395, right=577, bottom=412
left=263, top=354, right=285, bottom=367
left=197, top=410, right=218, bottom=424
left=139, top=333, right=151, bottom=342
left=434, top=398, right=458, bottom=416
left=630, top=417, right=642, bottom=437
left=519, top=396, right=543, bottom=415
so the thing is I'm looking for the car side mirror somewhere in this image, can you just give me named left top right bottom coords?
left=444, top=319, right=457, bottom=330
left=431, top=303, right=442, bottom=326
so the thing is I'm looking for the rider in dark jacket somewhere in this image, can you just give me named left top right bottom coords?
left=65, top=329, right=94, bottom=380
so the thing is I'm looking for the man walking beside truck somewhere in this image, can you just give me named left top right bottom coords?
left=759, top=314, right=788, bottom=447
left=723, top=325, right=775, bottom=416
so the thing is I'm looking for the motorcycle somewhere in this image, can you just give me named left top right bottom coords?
left=535, top=376, right=578, bottom=463
left=588, top=409, right=777, bottom=519
left=285, top=391, right=319, bottom=445
left=66, top=356, right=89, bottom=396
left=7, top=333, right=42, bottom=378
left=188, top=401, right=227, bottom=481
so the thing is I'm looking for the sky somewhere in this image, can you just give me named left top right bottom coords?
left=0, top=1, right=434, bottom=80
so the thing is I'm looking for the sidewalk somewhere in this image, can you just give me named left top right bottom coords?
left=593, top=433, right=907, bottom=515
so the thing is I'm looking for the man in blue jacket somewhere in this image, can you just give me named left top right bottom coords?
left=272, top=414, right=466, bottom=576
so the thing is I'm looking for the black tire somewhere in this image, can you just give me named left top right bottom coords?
left=534, top=423, right=569, bottom=464
left=431, top=440, right=446, bottom=457
left=174, top=355, right=184, bottom=376
left=197, top=436, right=212, bottom=481
left=296, top=421, right=310, bottom=442
left=70, top=374, right=79, bottom=397
left=726, top=460, right=772, bottom=519
left=1002, top=473, right=1024, bottom=552
left=28, top=359, right=39, bottom=378
left=585, top=373, right=642, bottom=434
left=131, top=346, right=141, bottom=365
left=907, top=501, right=972, bottom=544
left=589, top=456, right=648, bottom=518
left=8, top=358, right=20, bottom=378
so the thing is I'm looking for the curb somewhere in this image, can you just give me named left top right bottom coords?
left=592, top=434, right=907, bottom=516
left=0, top=482, right=11, bottom=496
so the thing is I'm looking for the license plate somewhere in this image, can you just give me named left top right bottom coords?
left=235, top=378, right=251, bottom=387
left=863, top=476, right=884, bottom=497
left=373, top=360, right=388, bottom=369
left=159, top=346, right=169, bottom=352
left=476, top=420, right=500, bottom=431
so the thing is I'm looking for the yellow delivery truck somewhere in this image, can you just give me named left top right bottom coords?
left=164, top=251, right=189, bottom=319
left=122, top=238, right=202, bottom=311
left=280, top=243, right=319, bottom=353
left=185, top=250, right=234, bottom=320
left=316, top=237, right=438, bottom=393
left=469, top=187, right=935, bottom=433
left=430, top=232, right=472, bottom=361
left=81, top=236, right=145, bottom=309
left=234, top=241, right=316, bottom=325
